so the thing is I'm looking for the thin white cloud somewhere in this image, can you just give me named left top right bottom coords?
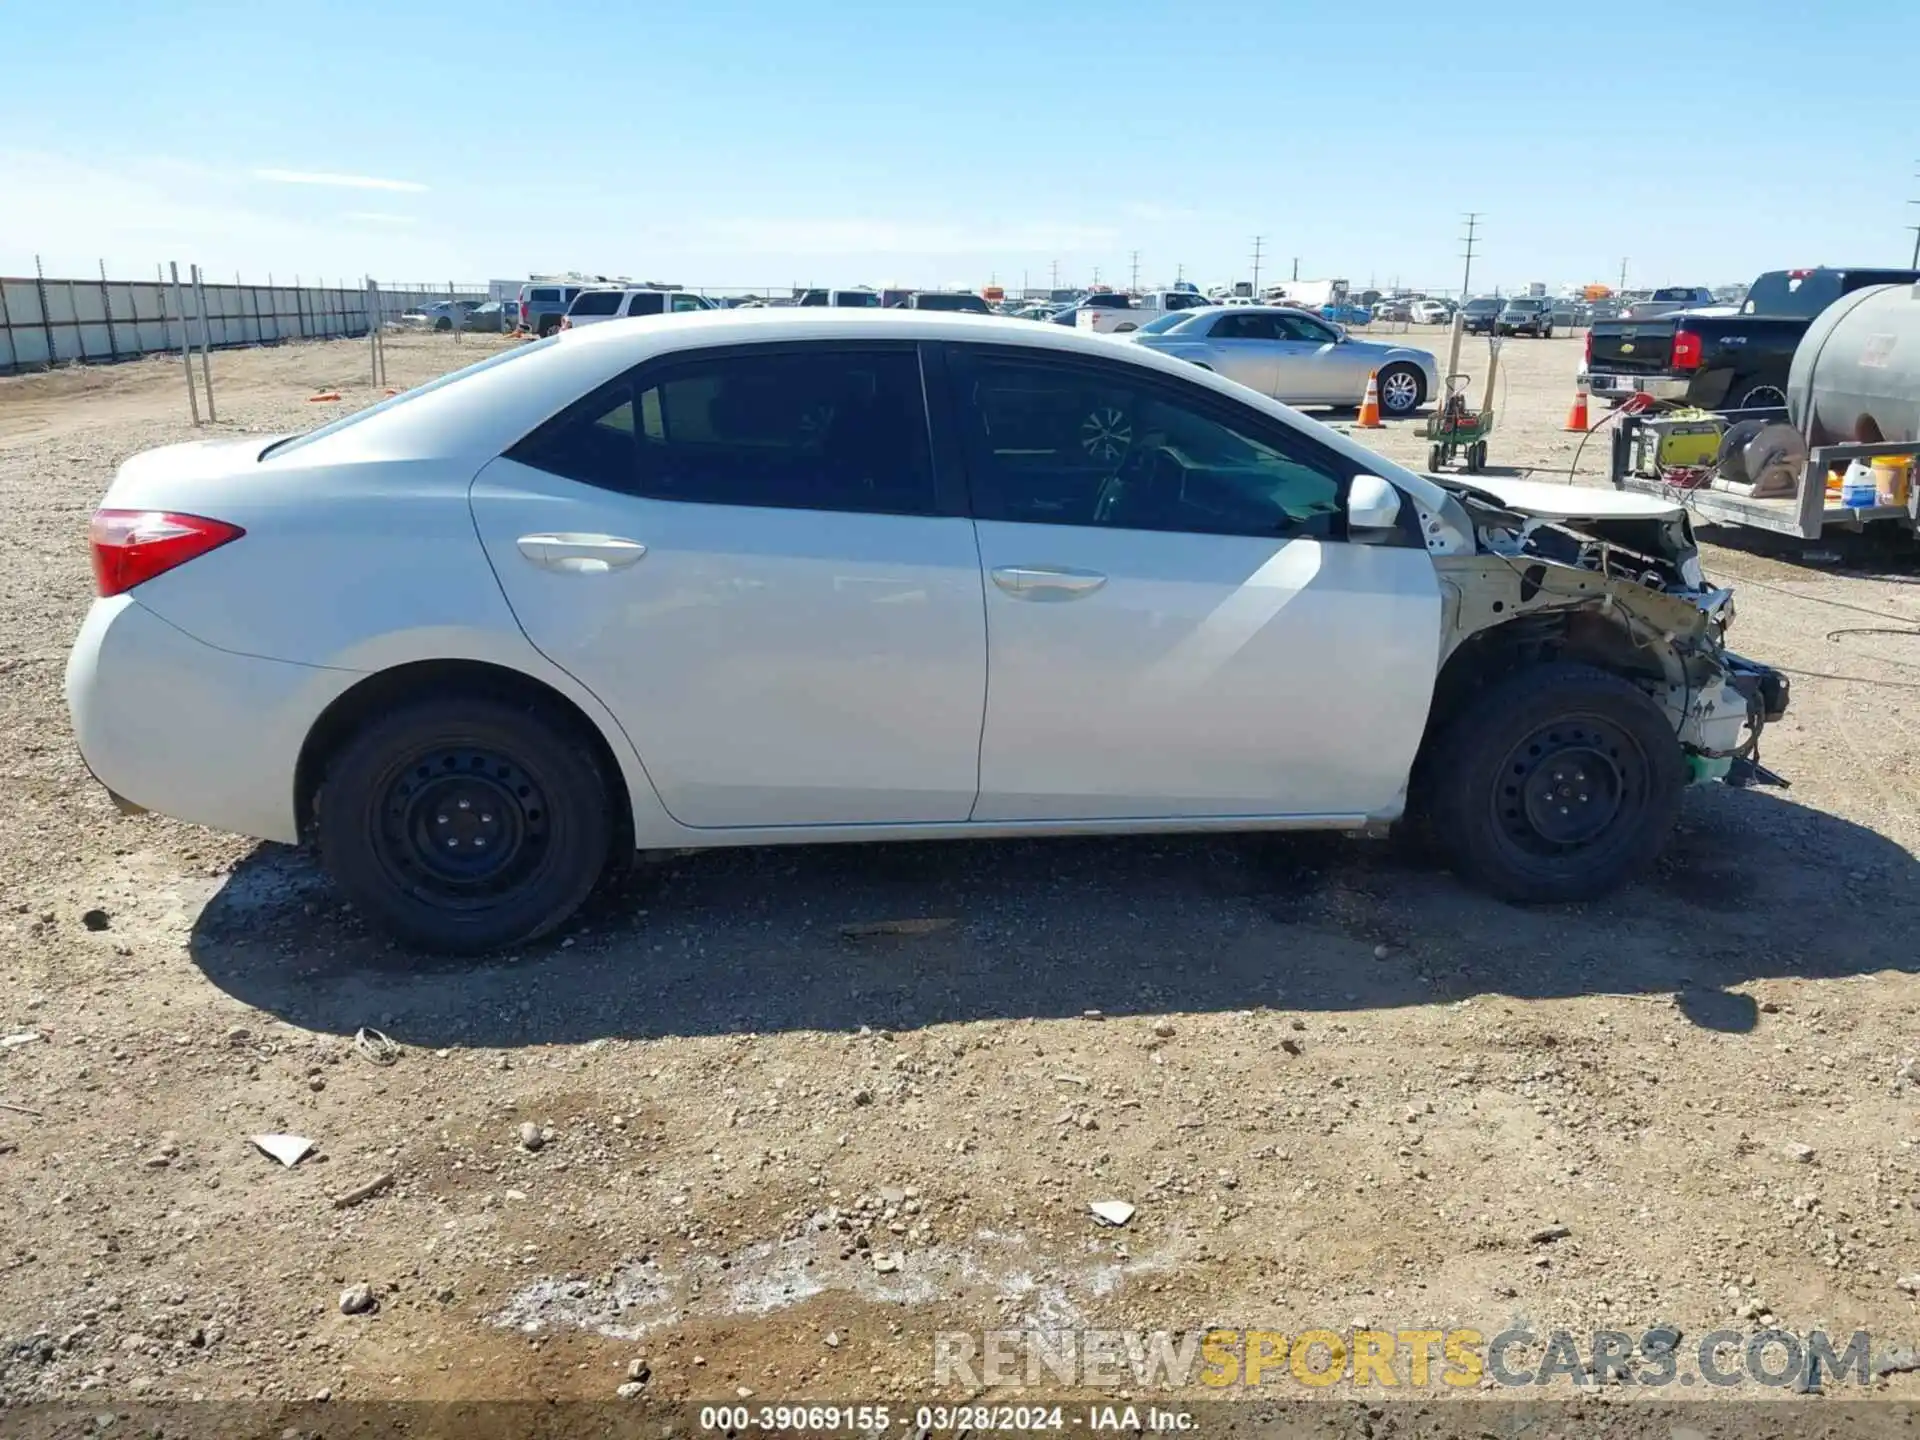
left=701, top=217, right=1117, bottom=256
left=254, top=168, right=427, bottom=193
left=345, top=211, right=419, bottom=226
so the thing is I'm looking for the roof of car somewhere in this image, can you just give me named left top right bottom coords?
left=276, top=309, right=1457, bottom=521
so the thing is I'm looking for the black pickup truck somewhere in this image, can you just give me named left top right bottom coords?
left=1581, top=266, right=1920, bottom=410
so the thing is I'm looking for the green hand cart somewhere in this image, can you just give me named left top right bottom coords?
left=1426, top=375, right=1492, bottom=473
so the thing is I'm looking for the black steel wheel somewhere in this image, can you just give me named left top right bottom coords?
left=1424, top=662, right=1685, bottom=902
left=316, top=695, right=611, bottom=953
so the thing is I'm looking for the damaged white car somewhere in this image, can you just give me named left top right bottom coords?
left=66, top=313, right=1787, bottom=953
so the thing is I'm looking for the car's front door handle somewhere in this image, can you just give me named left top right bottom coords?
left=990, top=565, right=1108, bottom=598
left=516, top=533, right=648, bottom=573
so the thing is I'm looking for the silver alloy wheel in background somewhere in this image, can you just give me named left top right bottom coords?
left=1380, top=368, right=1422, bottom=414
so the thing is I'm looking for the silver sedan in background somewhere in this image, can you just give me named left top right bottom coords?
left=1125, top=306, right=1439, bottom=415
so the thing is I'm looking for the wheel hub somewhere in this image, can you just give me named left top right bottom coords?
left=377, top=749, right=548, bottom=898
left=1382, top=372, right=1419, bottom=411
left=1495, top=723, right=1638, bottom=855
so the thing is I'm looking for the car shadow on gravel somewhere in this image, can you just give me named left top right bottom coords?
left=189, top=785, right=1920, bottom=1048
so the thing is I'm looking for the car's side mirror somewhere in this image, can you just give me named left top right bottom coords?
left=1347, top=474, right=1403, bottom=534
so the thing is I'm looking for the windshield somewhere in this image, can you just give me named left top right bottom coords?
left=1466, top=299, right=1501, bottom=313
left=1135, top=311, right=1202, bottom=335
left=913, top=293, right=987, bottom=312
left=1504, top=299, right=1543, bottom=311
left=834, top=291, right=882, bottom=307
left=262, top=338, right=562, bottom=458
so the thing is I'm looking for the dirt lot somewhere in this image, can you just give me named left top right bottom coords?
left=3, top=326, right=1920, bottom=1415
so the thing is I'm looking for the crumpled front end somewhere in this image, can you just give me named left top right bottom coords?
left=1434, top=486, right=1789, bottom=788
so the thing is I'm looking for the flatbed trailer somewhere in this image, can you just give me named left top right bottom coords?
left=1607, top=405, right=1919, bottom=540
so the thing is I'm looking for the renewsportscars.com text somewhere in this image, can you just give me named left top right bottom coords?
left=933, top=1327, right=1874, bottom=1390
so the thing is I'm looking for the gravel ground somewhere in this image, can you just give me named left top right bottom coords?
left=3, top=327, right=1920, bottom=1412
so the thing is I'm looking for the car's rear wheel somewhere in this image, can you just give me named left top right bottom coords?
left=1736, top=382, right=1787, bottom=409
left=315, top=696, right=611, bottom=954
left=1377, top=364, right=1424, bottom=415
left=1424, top=661, right=1685, bottom=903
left=434, top=317, right=452, bottom=332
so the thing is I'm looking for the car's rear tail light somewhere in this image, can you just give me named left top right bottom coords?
left=1584, top=329, right=1593, bottom=366
left=1672, top=328, right=1703, bottom=371
left=88, top=510, right=244, bottom=598
left=559, top=317, right=571, bottom=330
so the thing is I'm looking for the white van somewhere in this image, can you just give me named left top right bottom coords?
left=560, top=289, right=713, bottom=329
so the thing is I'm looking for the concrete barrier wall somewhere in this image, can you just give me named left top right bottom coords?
left=0, top=274, right=486, bottom=373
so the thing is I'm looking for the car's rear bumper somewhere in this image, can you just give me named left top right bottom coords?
left=1581, top=369, right=1691, bottom=402
left=65, top=597, right=356, bottom=845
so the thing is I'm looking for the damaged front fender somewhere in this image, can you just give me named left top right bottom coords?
left=1434, top=485, right=1788, bottom=780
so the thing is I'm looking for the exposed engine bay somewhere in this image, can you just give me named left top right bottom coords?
left=1430, top=477, right=1790, bottom=787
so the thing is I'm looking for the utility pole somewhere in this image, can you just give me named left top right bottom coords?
left=1130, top=250, right=1140, bottom=292
left=1175, top=261, right=1184, bottom=284
left=1459, top=213, right=1481, bottom=301
left=1619, top=256, right=1629, bottom=293
left=1251, top=235, right=1265, bottom=295
left=1291, top=256, right=1300, bottom=281
left=1050, top=259, right=1060, bottom=293
left=1092, top=266, right=1101, bottom=288
left=1909, top=161, right=1920, bottom=268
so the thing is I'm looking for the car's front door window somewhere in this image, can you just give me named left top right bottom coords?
left=948, top=349, right=1348, bottom=539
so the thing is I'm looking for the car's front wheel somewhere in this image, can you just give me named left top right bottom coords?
left=1377, top=363, right=1425, bottom=415
left=315, top=695, right=612, bottom=954
left=1424, top=662, right=1685, bottom=903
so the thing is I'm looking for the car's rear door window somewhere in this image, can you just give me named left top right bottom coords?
left=530, top=287, right=559, bottom=304
left=508, top=346, right=936, bottom=516
left=625, top=291, right=666, bottom=317
left=670, top=293, right=708, bottom=312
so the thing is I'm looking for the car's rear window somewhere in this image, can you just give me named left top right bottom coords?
left=834, top=291, right=882, bottom=307
left=530, top=288, right=559, bottom=303
left=912, top=293, right=987, bottom=311
left=570, top=291, right=623, bottom=316
left=1741, top=271, right=1844, bottom=319
left=261, top=338, right=562, bottom=460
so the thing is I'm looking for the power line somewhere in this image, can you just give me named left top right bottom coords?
left=1251, top=235, right=1265, bottom=296
left=1459, top=214, right=1481, bottom=301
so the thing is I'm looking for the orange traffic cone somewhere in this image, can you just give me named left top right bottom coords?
left=1356, top=370, right=1383, bottom=428
left=1563, top=378, right=1591, bottom=432
left=307, top=391, right=342, bottom=403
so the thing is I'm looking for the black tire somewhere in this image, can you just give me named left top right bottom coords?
left=537, top=318, right=560, bottom=337
left=1428, top=443, right=1443, bottom=471
left=1376, top=363, right=1425, bottom=416
left=1425, top=662, right=1685, bottom=903
left=315, top=695, right=612, bottom=954
left=434, top=317, right=452, bottom=332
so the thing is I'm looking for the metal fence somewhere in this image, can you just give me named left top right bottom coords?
left=0, top=261, right=488, bottom=374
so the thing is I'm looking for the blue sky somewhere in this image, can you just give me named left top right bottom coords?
left=4, top=0, right=1914, bottom=295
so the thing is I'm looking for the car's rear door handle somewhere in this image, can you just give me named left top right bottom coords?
left=516, top=533, right=648, bottom=573
left=990, top=565, right=1107, bottom=598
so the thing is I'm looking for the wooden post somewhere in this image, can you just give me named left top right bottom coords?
left=169, top=262, right=200, bottom=425
left=99, top=261, right=119, bottom=359
left=191, top=264, right=216, bottom=421
left=33, top=255, right=56, bottom=368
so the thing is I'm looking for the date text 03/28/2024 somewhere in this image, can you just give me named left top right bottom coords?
left=695, top=1404, right=1192, bottom=1432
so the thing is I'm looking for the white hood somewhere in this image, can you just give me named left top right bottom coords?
left=1445, top=476, right=1687, bottom=523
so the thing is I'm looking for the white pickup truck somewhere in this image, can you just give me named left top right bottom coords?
left=1072, top=289, right=1214, bottom=334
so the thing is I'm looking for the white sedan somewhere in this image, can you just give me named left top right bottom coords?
left=1125, top=306, right=1439, bottom=416
left=67, top=311, right=1787, bottom=953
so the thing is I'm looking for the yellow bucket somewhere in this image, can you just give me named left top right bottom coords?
left=1872, top=455, right=1914, bottom=508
